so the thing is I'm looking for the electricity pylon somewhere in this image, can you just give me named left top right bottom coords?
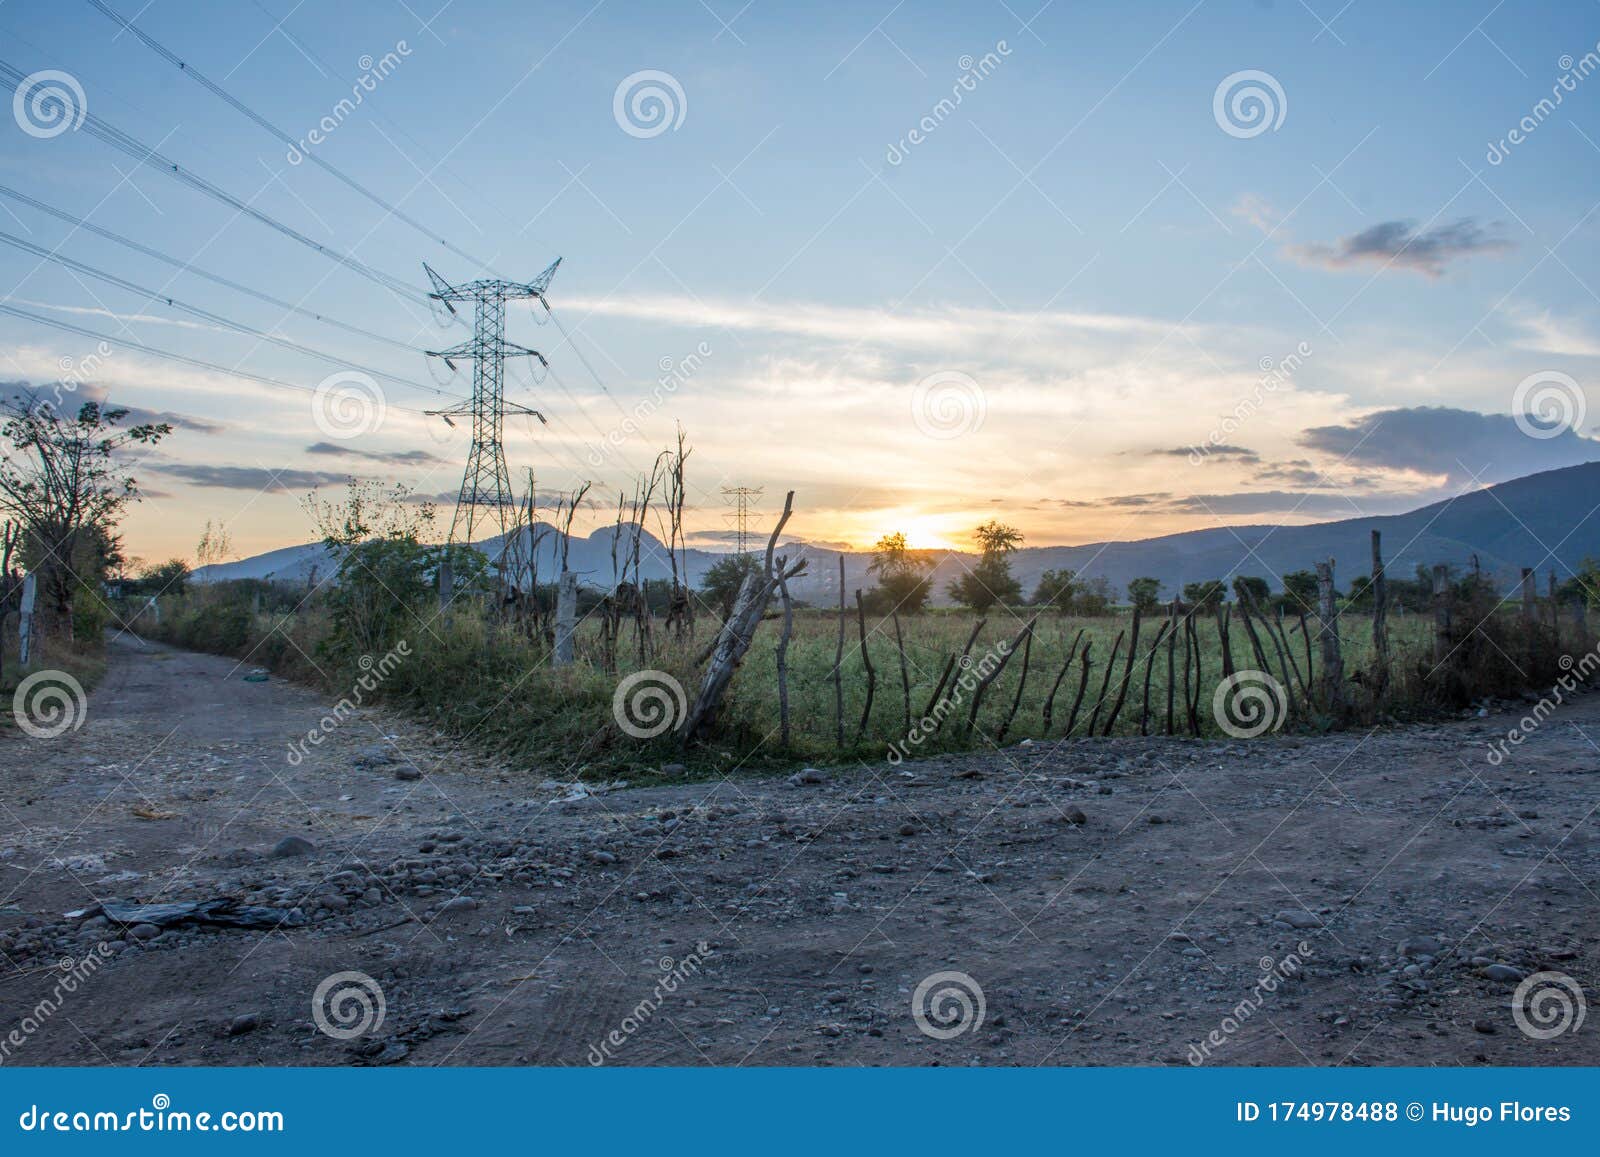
left=423, top=257, right=560, bottom=544
left=722, top=486, right=763, bottom=554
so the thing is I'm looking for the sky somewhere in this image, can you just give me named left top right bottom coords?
left=2, top=0, right=1599, bottom=566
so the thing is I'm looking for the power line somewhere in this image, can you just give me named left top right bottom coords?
left=0, top=184, right=426, bottom=355
left=85, top=0, right=498, bottom=274
left=0, top=298, right=437, bottom=415
left=0, top=59, right=431, bottom=306
left=0, top=226, right=464, bottom=400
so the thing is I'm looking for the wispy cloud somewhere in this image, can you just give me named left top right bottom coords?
left=1287, top=218, right=1512, bottom=278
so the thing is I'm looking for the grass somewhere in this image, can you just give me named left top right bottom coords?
left=129, top=582, right=1548, bottom=781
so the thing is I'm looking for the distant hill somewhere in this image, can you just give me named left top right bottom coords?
left=196, top=462, right=1600, bottom=603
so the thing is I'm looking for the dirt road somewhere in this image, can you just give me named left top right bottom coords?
left=1, top=635, right=1596, bottom=1066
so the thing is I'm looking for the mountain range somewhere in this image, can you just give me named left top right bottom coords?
left=195, top=462, right=1599, bottom=602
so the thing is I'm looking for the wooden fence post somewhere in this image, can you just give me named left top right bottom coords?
left=18, top=572, right=37, bottom=667
left=1432, top=564, right=1451, bottom=666
left=552, top=570, right=577, bottom=666
left=1315, top=558, right=1345, bottom=719
left=1520, top=568, right=1536, bottom=622
left=1370, top=530, right=1389, bottom=702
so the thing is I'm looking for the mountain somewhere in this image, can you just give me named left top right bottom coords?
left=195, top=462, right=1600, bottom=602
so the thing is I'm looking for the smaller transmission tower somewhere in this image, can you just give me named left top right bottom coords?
left=721, top=486, right=763, bottom=554
left=423, top=257, right=561, bottom=545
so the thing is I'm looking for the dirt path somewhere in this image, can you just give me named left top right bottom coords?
left=1, top=634, right=1597, bottom=1066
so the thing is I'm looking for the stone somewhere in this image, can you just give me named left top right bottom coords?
left=353, top=744, right=396, bottom=767
left=1399, top=936, right=1442, bottom=958
left=1478, top=964, right=1526, bottom=982
left=127, top=923, right=161, bottom=941
left=587, top=850, right=618, bottom=865
left=271, top=836, right=316, bottom=858
left=660, top=763, right=687, bottom=776
left=790, top=768, right=827, bottom=786
left=394, top=766, right=423, bottom=782
left=1274, top=910, right=1321, bottom=930
left=1473, top=1019, right=1497, bottom=1034
left=227, top=1013, right=261, bottom=1035
left=439, top=896, right=479, bottom=916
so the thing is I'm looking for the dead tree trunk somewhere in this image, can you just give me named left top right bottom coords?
left=1087, top=628, right=1125, bottom=735
left=1041, top=627, right=1083, bottom=732
left=677, top=492, right=803, bottom=744
left=832, top=556, right=845, bottom=749
left=926, top=617, right=986, bottom=721
left=1140, top=620, right=1169, bottom=736
left=775, top=560, right=795, bottom=748
left=1064, top=638, right=1093, bottom=737
left=967, top=616, right=1033, bottom=735
left=1171, top=601, right=1184, bottom=736
left=1184, top=611, right=1202, bottom=736
left=1315, top=558, right=1345, bottom=720
left=1215, top=603, right=1234, bottom=681
left=995, top=618, right=1036, bottom=744
left=853, top=591, right=876, bottom=744
left=1101, top=608, right=1143, bottom=736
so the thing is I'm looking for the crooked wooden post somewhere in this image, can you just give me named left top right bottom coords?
left=552, top=570, right=578, bottom=666
left=1431, top=564, right=1451, bottom=667
left=1314, top=558, right=1345, bottom=719
left=1370, top=530, right=1389, bottom=705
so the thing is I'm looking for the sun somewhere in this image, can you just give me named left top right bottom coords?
left=855, top=512, right=962, bottom=552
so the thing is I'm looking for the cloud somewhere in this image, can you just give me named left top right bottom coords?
left=1509, top=309, right=1600, bottom=357
left=150, top=464, right=355, bottom=492
left=1298, top=406, right=1600, bottom=484
left=1287, top=218, right=1512, bottom=278
left=306, top=441, right=444, bottom=465
left=1, top=381, right=227, bottom=434
left=1230, top=193, right=1278, bottom=234
left=1150, top=443, right=1259, bottom=462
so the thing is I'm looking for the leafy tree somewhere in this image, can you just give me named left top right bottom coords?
left=0, top=394, right=170, bottom=635
left=1127, top=576, right=1163, bottom=611
left=865, top=531, right=935, bottom=614
left=700, top=553, right=761, bottom=618
left=1033, top=567, right=1079, bottom=610
left=140, top=558, right=192, bottom=596
left=1231, top=575, right=1271, bottom=606
left=1073, top=575, right=1114, bottom=616
left=1280, top=570, right=1320, bottom=615
left=948, top=521, right=1024, bottom=611
left=305, top=481, right=451, bottom=660
left=1182, top=578, right=1227, bottom=609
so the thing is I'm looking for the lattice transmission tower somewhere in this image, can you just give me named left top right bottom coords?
left=721, top=486, right=763, bottom=554
left=423, top=257, right=561, bottom=544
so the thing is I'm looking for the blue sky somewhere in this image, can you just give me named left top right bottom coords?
left=2, top=0, right=1599, bottom=562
